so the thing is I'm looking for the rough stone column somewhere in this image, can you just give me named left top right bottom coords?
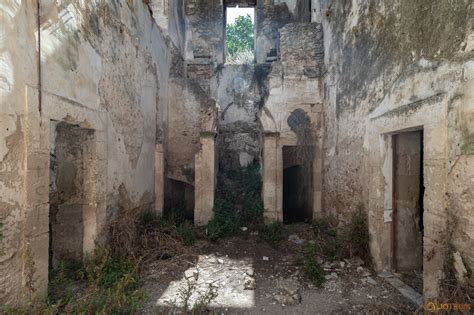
left=154, top=143, right=164, bottom=216
left=194, top=132, right=217, bottom=226
left=22, top=87, right=50, bottom=301
left=262, top=132, right=282, bottom=222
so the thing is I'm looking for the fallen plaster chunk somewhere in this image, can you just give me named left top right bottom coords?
left=366, top=276, right=377, bottom=285
left=453, top=251, right=468, bottom=284
left=382, top=273, right=423, bottom=307
left=377, top=271, right=393, bottom=278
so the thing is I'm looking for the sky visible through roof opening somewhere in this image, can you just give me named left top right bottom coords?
left=226, top=6, right=254, bottom=25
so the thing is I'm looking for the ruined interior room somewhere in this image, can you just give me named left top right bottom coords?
left=1, top=0, right=473, bottom=313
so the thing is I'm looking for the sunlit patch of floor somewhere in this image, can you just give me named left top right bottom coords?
left=156, top=254, right=255, bottom=309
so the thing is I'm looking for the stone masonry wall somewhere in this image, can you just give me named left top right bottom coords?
left=0, top=0, right=174, bottom=305
left=312, top=0, right=474, bottom=298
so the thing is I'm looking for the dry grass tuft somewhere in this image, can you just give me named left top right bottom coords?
left=108, top=209, right=191, bottom=267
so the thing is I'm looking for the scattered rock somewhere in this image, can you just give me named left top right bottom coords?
left=246, top=268, right=254, bottom=277
left=453, top=251, right=468, bottom=284
left=340, top=261, right=346, bottom=269
left=323, top=280, right=337, bottom=292
left=351, top=257, right=364, bottom=267
left=217, top=258, right=224, bottom=264
left=273, top=294, right=300, bottom=305
left=244, top=276, right=256, bottom=290
left=278, top=278, right=300, bottom=296
left=241, top=227, right=248, bottom=232
left=184, top=268, right=198, bottom=280
left=325, top=272, right=338, bottom=280
left=288, top=234, right=305, bottom=245
left=356, top=266, right=364, bottom=273
left=366, top=276, right=377, bottom=285
left=378, top=271, right=393, bottom=278
left=263, top=256, right=269, bottom=261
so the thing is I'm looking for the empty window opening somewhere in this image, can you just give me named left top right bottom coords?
left=283, top=146, right=313, bottom=224
left=49, top=122, right=95, bottom=274
left=392, top=130, right=424, bottom=293
left=164, top=179, right=195, bottom=221
left=225, top=5, right=255, bottom=64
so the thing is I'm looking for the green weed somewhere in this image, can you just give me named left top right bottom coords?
left=258, top=222, right=287, bottom=246
left=206, top=164, right=264, bottom=241
left=299, top=243, right=325, bottom=287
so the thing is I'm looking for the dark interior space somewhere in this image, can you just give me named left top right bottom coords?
left=165, top=179, right=195, bottom=220
left=49, top=122, right=94, bottom=273
left=282, top=146, right=312, bottom=224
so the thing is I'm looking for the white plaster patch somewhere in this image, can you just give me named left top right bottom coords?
left=417, top=58, right=434, bottom=69
left=0, top=54, right=13, bottom=98
left=239, top=151, right=253, bottom=167
left=383, top=210, right=392, bottom=223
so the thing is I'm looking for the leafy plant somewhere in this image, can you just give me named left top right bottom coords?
left=299, top=243, right=325, bottom=287
left=345, top=206, right=370, bottom=261
left=312, top=219, right=341, bottom=261
left=206, top=164, right=264, bottom=241
left=259, top=222, right=287, bottom=246
left=177, top=221, right=199, bottom=246
left=226, top=14, right=254, bottom=64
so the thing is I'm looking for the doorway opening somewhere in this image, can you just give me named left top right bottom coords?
left=165, top=179, right=195, bottom=221
left=392, top=130, right=424, bottom=292
left=282, top=146, right=312, bottom=223
left=49, top=121, right=95, bottom=274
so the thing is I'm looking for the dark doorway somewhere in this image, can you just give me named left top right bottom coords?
left=165, top=179, right=195, bottom=221
left=392, top=130, right=424, bottom=291
left=282, top=146, right=312, bottom=223
left=49, top=122, right=94, bottom=273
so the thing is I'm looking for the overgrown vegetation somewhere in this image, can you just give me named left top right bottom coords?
left=163, top=272, right=219, bottom=314
left=310, top=206, right=370, bottom=263
left=4, top=208, right=202, bottom=314
left=259, top=222, right=287, bottom=245
left=226, top=14, right=254, bottom=64
left=206, top=164, right=264, bottom=240
left=4, top=248, right=146, bottom=314
left=439, top=249, right=473, bottom=305
left=345, top=206, right=370, bottom=260
left=297, top=243, right=325, bottom=287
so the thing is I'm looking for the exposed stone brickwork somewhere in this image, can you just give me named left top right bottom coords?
left=280, top=23, right=325, bottom=77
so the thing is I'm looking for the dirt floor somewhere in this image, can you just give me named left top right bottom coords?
left=139, top=224, right=418, bottom=314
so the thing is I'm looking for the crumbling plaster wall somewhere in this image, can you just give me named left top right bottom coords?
left=214, top=64, right=269, bottom=170
left=255, top=0, right=311, bottom=63
left=312, top=0, right=474, bottom=297
left=0, top=0, right=174, bottom=305
left=259, top=21, right=325, bottom=222
left=184, top=0, right=225, bottom=62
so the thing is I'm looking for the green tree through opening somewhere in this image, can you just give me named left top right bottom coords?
left=226, top=14, right=254, bottom=64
